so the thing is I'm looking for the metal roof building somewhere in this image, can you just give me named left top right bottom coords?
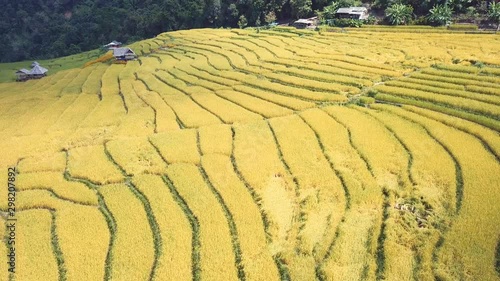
left=335, top=7, right=369, bottom=20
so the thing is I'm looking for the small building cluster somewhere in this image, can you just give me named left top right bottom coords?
left=292, top=7, right=369, bottom=29
left=15, top=62, right=48, bottom=82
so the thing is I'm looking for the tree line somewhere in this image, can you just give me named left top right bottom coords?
left=0, top=0, right=498, bottom=62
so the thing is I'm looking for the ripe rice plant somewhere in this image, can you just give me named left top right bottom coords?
left=375, top=85, right=500, bottom=120
left=323, top=106, right=421, bottom=280
left=168, top=68, right=231, bottom=92
left=375, top=94, right=500, bottom=131
left=410, top=72, right=500, bottom=89
left=269, top=115, right=346, bottom=280
left=361, top=108, right=457, bottom=211
left=201, top=154, right=281, bottom=280
left=55, top=204, right=110, bottom=281
left=242, top=75, right=348, bottom=102
left=234, top=85, right=314, bottom=110
left=421, top=68, right=500, bottom=84
left=183, top=43, right=247, bottom=68
left=375, top=104, right=500, bottom=281
left=149, top=129, right=200, bottom=164
left=81, top=64, right=108, bottom=95
left=188, top=87, right=263, bottom=123
left=16, top=95, right=78, bottom=135
left=79, top=94, right=127, bottom=128
left=270, top=117, right=346, bottom=255
left=17, top=172, right=98, bottom=205
left=100, top=184, right=155, bottom=281
left=300, top=108, right=382, bottom=280
left=101, top=64, right=124, bottom=97
left=198, top=124, right=232, bottom=156
left=323, top=106, right=411, bottom=189
left=178, top=46, right=233, bottom=70
left=216, top=89, right=293, bottom=118
left=15, top=209, right=59, bottom=281
left=206, top=39, right=259, bottom=64
left=48, top=94, right=100, bottom=132
left=401, top=105, right=500, bottom=158
left=433, top=64, right=480, bottom=74
left=114, top=79, right=155, bottom=136
left=138, top=72, right=221, bottom=128
left=177, top=65, right=241, bottom=87
left=60, top=65, right=96, bottom=95
left=259, top=62, right=371, bottom=88
left=233, top=121, right=298, bottom=247
left=465, top=85, right=500, bottom=97
left=106, top=138, right=168, bottom=175
left=392, top=77, right=464, bottom=90
left=45, top=68, right=81, bottom=96
left=228, top=37, right=276, bottom=60
left=131, top=81, right=180, bottom=132
left=166, top=163, right=240, bottom=281
left=18, top=152, right=66, bottom=173
left=384, top=80, right=500, bottom=105
left=132, top=174, right=192, bottom=281
left=68, top=145, right=124, bottom=184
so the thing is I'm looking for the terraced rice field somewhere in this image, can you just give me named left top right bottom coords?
left=0, top=27, right=499, bottom=281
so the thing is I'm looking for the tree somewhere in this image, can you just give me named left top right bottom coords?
left=319, top=2, right=340, bottom=21
left=385, top=4, right=413, bottom=25
left=448, top=0, right=473, bottom=13
left=264, top=11, right=277, bottom=24
left=226, top=3, right=240, bottom=27
left=238, top=15, right=248, bottom=29
left=488, top=1, right=500, bottom=32
left=428, top=4, right=452, bottom=26
left=290, top=0, right=312, bottom=19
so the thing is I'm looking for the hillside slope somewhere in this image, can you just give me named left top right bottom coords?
left=0, top=28, right=499, bottom=281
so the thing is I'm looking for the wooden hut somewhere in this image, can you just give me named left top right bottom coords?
left=113, top=47, right=137, bottom=61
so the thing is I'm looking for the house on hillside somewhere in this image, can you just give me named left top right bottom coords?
left=15, top=62, right=48, bottom=82
left=104, top=40, right=122, bottom=49
left=30, top=64, right=49, bottom=78
left=335, top=7, right=369, bottom=20
left=113, top=47, right=137, bottom=61
left=292, top=17, right=319, bottom=29
left=15, top=69, right=31, bottom=81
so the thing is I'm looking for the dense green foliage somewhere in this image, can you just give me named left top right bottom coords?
left=385, top=4, right=413, bottom=25
left=0, top=0, right=496, bottom=62
left=488, top=1, right=500, bottom=30
left=428, top=4, right=453, bottom=26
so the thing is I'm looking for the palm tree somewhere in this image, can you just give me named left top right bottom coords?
left=428, top=4, right=452, bottom=26
left=488, top=2, right=500, bottom=32
left=385, top=4, right=413, bottom=26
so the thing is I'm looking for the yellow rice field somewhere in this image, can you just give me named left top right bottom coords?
left=0, top=27, right=499, bottom=281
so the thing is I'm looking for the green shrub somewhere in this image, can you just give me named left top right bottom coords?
left=411, top=16, right=429, bottom=25
left=385, top=4, right=413, bottom=25
left=327, top=18, right=364, bottom=28
left=367, top=88, right=379, bottom=97
left=428, top=4, right=453, bottom=26
left=359, top=96, right=376, bottom=105
left=364, top=16, right=377, bottom=25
